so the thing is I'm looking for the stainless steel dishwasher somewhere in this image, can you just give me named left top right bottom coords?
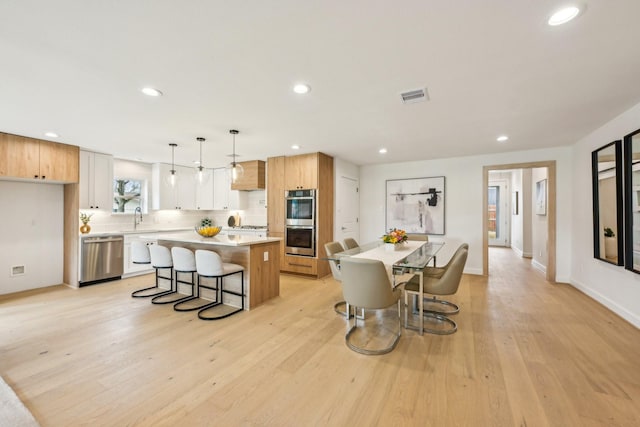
left=80, top=235, right=124, bottom=285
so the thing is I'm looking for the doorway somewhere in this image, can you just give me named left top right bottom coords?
left=336, top=175, right=359, bottom=246
left=482, top=161, right=556, bottom=282
left=488, top=178, right=511, bottom=247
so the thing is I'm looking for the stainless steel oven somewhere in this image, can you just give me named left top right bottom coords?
left=285, top=226, right=315, bottom=257
left=285, top=189, right=315, bottom=226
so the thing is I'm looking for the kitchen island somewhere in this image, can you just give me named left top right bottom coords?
left=148, top=231, right=281, bottom=310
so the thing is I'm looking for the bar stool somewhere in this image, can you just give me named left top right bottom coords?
left=195, top=250, right=245, bottom=320
left=131, top=243, right=174, bottom=299
left=174, top=248, right=222, bottom=312
left=151, top=246, right=196, bottom=306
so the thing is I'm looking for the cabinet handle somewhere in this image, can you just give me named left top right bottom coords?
left=41, top=176, right=46, bottom=179
left=34, top=175, right=39, bottom=178
left=289, top=263, right=311, bottom=268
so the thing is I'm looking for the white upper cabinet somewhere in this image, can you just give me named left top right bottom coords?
left=213, top=168, right=247, bottom=210
left=79, top=150, right=113, bottom=210
left=151, top=163, right=196, bottom=210
left=195, top=169, right=214, bottom=210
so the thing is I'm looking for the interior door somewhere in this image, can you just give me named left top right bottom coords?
left=488, top=180, right=511, bottom=247
left=336, top=176, right=359, bottom=246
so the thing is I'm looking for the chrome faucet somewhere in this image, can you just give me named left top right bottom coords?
left=134, top=207, right=143, bottom=230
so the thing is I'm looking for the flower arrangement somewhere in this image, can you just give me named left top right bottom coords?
left=604, top=227, right=615, bottom=238
left=382, top=228, right=408, bottom=245
left=79, top=212, right=93, bottom=225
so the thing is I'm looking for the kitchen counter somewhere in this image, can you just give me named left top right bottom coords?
left=151, top=231, right=277, bottom=246
left=150, top=231, right=281, bottom=310
left=80, top=227, right=191, bottom=237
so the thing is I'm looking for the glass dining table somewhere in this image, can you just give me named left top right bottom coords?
left=327, top=240, right=445, bottom=335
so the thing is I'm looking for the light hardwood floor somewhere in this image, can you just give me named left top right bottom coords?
left=1, top=248, right=639, bottom=426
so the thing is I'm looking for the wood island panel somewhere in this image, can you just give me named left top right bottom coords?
left=157, top=239, right=280, bottom=310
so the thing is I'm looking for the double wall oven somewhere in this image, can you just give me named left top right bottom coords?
left=285, top=189, right=315, bottom=257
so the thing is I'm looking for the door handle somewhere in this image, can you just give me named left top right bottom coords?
left=341, top=227, right=347, bottom=230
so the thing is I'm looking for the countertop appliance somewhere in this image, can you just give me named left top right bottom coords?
left=80, top=234, right=124, bottom=286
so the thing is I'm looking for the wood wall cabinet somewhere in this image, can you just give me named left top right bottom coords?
left=285, top=153, right=319, bottom=189
left=267, top=156, right=285, bottom=234
left=0, top=132, right=79, bottom=183
left=79, top=150, right=113, bottom=210
left=231, top=160, right=265, bottom=190
left=267, top=152, right=333, bottom=278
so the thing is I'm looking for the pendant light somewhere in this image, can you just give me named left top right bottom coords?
left=227, top=129, right=244, bottom=184
left=195, top=137, right=210, bottom=185
left=166, top=143, right=178, bottom=187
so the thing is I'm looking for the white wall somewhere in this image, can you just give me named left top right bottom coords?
left=572, top=101, right=640, bottom=328
left=531, top=167, right=549, bottom=273
left=0, top=181, right=63, bottom=294
left=359, top=145, right=573, bottom=278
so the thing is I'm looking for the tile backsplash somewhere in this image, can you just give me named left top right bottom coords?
left=85, top=190, right=267, bottom=232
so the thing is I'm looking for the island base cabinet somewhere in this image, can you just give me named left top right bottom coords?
left=157, top=239, right=280, bottom=310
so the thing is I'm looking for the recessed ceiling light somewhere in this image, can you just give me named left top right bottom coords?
left=497, top=135, right=509, bottom=142
left=548, top=6, right=581, bottom=26
left=291, top=144, right=300, bottom=150
left=293, top=83, right=311, bottom=94
left=141, top=87, right=163, bottom=97
left=379, top=148, right=388, bottom=154
left=194, top=160, right=200, bottom=165
left=44, top=132, right=59, bottom=138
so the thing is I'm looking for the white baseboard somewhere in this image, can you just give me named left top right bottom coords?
left=532, top=259, right=546, bottom=274
left=570, top=278, right=640, bottom=329
left=512, top=247, right=523, bottom=257
left=463, top=267, right=483, bottom=276
left=522, top=252, right=533, bottom=258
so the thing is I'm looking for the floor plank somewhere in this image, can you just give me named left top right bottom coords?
left=1, top=248, right=639, bottom=426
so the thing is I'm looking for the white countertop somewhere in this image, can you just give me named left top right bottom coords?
left=145, top=231, right=281, bottom=247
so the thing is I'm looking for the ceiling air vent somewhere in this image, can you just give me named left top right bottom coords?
left=401, top=88, right=429, bottom=104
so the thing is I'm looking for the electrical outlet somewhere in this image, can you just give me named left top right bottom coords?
left=263, top=251, right=269, bottom=261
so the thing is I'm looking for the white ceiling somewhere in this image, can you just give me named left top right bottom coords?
left=2, top=1, right=640, bottom=169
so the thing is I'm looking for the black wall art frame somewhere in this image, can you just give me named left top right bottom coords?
left=592, top=140, right=623, bottom=266
left=385, top=176, right=445, bottom=235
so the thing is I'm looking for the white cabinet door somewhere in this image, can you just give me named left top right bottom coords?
left=93, top=153, right=114, bottom=210
left=152, top=163, right=201, bottom=210
left=213, top=168, right=247, bottom=210
left=195, top=168, right=214, bottom=210
left=213, top=168, right=230, bottom=210
left=175, top=165, right=196, bottom=210
left=79, top=150, right=114, bottom=210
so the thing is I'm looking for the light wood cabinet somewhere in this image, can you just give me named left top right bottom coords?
left=0, top=132, right=79, bottom=183
left=267, top=156, right=285, bottom=233
left=231, top=160, right=265, bottom=190
left=285, top=153, right=318, bottom=189
left=267, top=152, right=333, bottom=278
left=80, top=150, right=113, bottom=210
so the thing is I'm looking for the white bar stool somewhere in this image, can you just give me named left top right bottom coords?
left=151, top=246, right=195, bottom=306
left=195, top=250, right=245, bottom=320
left=130, top=243, right=174, bottom=298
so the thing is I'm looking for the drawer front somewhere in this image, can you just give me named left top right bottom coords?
left=282, top=255, right=317, bottom=275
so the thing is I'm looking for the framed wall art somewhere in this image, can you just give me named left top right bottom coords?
left=385, top=176, right=445, bottom=235
left=536, top=179, right=547, bottom=216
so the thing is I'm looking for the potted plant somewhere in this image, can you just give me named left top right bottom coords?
left=604, top=227, right=617, bottom=260
left=381, top=228, right=408, bottom=251
left=80, top=212, right=93, bottom=234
